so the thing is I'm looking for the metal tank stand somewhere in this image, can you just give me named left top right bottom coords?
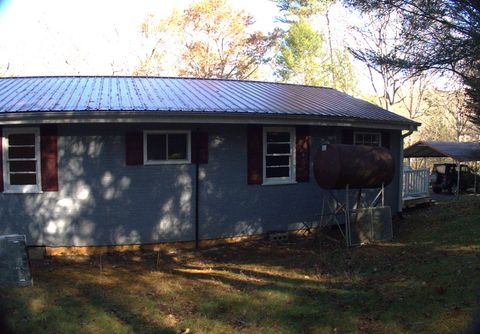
left=318, top=184, right=351, bottom=248
left=319, top=183, right=387, bottom=248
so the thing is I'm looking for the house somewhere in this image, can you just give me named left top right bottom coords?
left=0, top=76, right=418, bottom=250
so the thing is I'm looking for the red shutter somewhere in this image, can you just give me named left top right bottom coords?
left=0, top=126, right=3, bottom=192
left=125, top=132, right=143, bottom=165
left=296, top=126, right=310, bottom=182
left=191, top=132, right=208, bottom=164
left=381, top=131, right=390, bottom=150
left=41, top=125, right=59, bottom=192
left=342, top=129, right=354, bottom=144
left=247, top=125, right=263, bottom=185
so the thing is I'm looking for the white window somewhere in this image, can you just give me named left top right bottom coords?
left=2, top=127, right=41, bottom=193
left=354, top=132, right=381, bottom=147
left=144, top=130, right=191, bottom=164
left=263, top=127, right=295, bottom=185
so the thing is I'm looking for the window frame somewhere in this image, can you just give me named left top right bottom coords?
left=2, top=127, right=42, bottom=194
left=262, top=126, right=296, bottom=185
left=143, top=130, right=191, bottom=165
left=353, top=131, right=382, bottom=147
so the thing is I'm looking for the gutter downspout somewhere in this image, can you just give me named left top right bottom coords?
left=456, top=161, right=461, bottom=199
left=399, top=126, right=416, bottom=213
left=193, top=128, right=202, bottom=249
left=475, top=162, right=478, bottom=194
left=195, top=159, right=200, bottom=249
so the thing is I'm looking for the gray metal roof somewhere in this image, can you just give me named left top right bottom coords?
left=0, top=76, right=416, bottom=126
left=404, top=141, right=480, bottom=162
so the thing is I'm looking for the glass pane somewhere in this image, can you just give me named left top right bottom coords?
left=10, top=173, right=36, bottom=185
left=267, top=143, right=290, bottom=154
left=266, top=155, right=290, bottom=167
left=147, top=134, right=167, bottom=160
left=266, top=167, right=290, bottom=178
left=9, top=161, right=36, bottom=173
left=356, top=133, right=381, bottom=146
left=267, top=132, right=290, bottom=143
left=168, top=134, right=187, bottom=160
left=8, top=147, right=36, bottom=159
left=9, top=134, right=35, bottom=146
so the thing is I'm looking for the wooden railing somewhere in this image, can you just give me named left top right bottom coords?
left=403, top=168, right=430, bottom=198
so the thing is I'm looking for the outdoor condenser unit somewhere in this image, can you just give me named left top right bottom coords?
left=0, top=234, right=33, bottom=286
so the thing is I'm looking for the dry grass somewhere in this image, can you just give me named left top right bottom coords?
left=1, top=196, right=480, bottom=333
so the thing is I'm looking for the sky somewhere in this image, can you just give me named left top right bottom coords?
left=0, top=0, right=378, bottom=98
left=0, top=0, right=286, bottom=76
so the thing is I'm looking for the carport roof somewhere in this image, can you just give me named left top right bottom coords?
left=404, top=141, right=480, bottom=162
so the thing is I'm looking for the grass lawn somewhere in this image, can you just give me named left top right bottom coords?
left=1, top=196, right=480, bottom=334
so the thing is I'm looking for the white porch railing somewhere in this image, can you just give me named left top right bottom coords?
left=403, top=168, right=430, bottom=198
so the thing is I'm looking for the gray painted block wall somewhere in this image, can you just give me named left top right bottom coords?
left=0, top=123, right=401, bottom=246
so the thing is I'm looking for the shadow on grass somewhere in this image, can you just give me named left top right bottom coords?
left=0, top=196, right=479, bottom=333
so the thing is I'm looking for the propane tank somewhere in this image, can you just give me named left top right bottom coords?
left=313, top=144, right=395, bottom=189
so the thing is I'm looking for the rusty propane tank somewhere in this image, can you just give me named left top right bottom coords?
left=313, top=144, right=395, bottom=189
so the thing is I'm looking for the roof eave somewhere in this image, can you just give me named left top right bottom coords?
left=0, top=111, right=418, bottom=131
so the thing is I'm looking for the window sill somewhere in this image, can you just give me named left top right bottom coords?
left=2, top=189, right=43, bottom=194
left=262, top=180, right=298, bottom=186
left=144, top=160, right=191, bottom=165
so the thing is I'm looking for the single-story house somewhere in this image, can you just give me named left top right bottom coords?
left=0, top=76, right=418, bottom=249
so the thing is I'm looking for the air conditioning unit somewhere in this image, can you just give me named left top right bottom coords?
left=0, top=234, right=33, bottom=286
left=349, top=206, right=393, bottom=246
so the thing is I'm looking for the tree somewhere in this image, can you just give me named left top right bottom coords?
left=137, top=0, right=279, bottom=79
left=275, top=0, right=357, bottom=93
left=276, top=0, right=335, bottom=68
left=329, top=47, right=356, bottom=93
left=276, top=0, right=332, bottom=19
left=464, top=63, right=480, bottom=127
left=134, top=12, right=182, bottom=76
left=426, top=88, right=474, bottom=142
left=343, top=0, right=480, bottom=127
left=395, top=73, right=432, bottom=146
left=275, top=17, right=328, bottom=85
left=398, top=74, right=430, bottom=120
left=349, top=10, right=420, bottom=110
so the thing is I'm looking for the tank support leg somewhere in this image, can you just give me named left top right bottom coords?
left=345, top=184, right=351, bottom=248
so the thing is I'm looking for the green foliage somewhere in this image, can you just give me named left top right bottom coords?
left=464, top=63, right=480, bottom=127
left=276, top=0, right=333, bottom=21
left=274, top=0, right=357, bottom=94
left=275, top=17, right=328, bottom=86
left=329, top=47, right=356, bottom=93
